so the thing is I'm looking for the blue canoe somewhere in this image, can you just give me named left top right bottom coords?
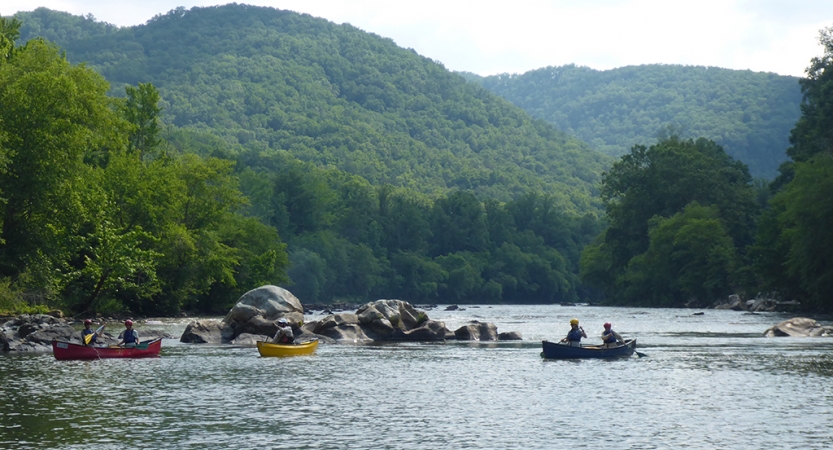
left=541, top=338, right=637, bottom=359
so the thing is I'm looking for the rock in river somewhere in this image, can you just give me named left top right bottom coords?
left=763, top=317, right=833, bottom=337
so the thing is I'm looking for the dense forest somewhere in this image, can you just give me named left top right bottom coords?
left=14, top=6, right=609, bottom=208
left=0, top=8, right=608, bottom=316
left=464, top=64, right=802, bottom=178
left=2, top=5, right=832, bottom=314
left=579, top=26, right=833, bottom=312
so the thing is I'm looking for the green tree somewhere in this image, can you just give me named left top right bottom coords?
left=582, top=136, right=756, bottom=304
left=0, top=17, right=22, bottom=60
left=123, top=82, right=163, bottom=157
left=751, top=26, right=833, bottom=312
left=621, top=202, right=738, bottom=307
left=0, top=39, right=123, bottom=303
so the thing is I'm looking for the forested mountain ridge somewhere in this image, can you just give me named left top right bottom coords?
left=14, top=5, right=610, bottom=211
left=464, top=64, right=801, bottom=178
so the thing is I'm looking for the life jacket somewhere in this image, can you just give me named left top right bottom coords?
left=567, top=328, right=583, bottom=342
left=82, top=328, right=96, bottom=344
left=603, top=329, right=618, bottom=343
left=123, top=329, right=137, bottom=344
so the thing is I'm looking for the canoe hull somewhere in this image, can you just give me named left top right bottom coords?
left=541, top=338, right=636, bottom=359
left=257, top=339, right=319, bottom=357
left=52, top=338, right=162, bottom=360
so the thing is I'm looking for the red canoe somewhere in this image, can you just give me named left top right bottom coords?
left=52, top=338, right=163, bottom=360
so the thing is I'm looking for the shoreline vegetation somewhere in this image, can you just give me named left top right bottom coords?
left=0, top=9, right=832, bottom=318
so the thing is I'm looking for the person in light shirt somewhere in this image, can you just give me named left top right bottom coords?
left=272, top=318, right=294, bottom=344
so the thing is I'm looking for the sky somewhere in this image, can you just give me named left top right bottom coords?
left=2, top=0, right=833, bottom=77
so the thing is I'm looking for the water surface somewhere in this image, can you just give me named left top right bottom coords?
left=2, top=305, right=832, bottom=449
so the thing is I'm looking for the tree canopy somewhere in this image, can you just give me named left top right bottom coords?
left=580, top=137, right=757, bottom=307
left=14, top=5, right=610, bottom=211
left=0, top=35, right=289, bottom=316
left=751, top=26, right=833, bottom=311
left=467, top=64, right=801, bottom=178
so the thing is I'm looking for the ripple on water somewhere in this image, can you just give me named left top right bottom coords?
left=2, top=306, right=833, bottom=449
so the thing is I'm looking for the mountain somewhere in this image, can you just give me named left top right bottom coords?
left=464, top=64, right=802, bottom=178
left=13, top=5, right=610, bottom=212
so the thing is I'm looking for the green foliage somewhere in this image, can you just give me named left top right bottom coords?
left=582, top=137, right=757, bottom=306
left=755, top=156, right=833, bottom=311
left=470, top=64, right=802, bottom=178
left=1, top=17, right=22, bottom=60
left=0, top=33, right=290, bottom=315
left=15, top=5, right=610, bottom=212
left=787, top=27, right=833, bottom=165
left=750, top=26, right=833, bottom=312
left=621, top=202, right=739, bottom=306
left=0, top=38, right=123, bottom=304
left=123, top=82, right=162, bottom=157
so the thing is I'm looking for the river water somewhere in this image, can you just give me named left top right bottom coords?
left=2, top=305, right=833, bottom=449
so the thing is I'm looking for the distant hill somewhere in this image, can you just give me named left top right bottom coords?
left=463, top=64, right=802, bottom=178
left=13, top=6, right=611, bottom=212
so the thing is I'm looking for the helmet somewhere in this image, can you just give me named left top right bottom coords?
left=604, top=322, right=612, bottom=329
left=278, top=318, right=289, bottom=325
left=84, top=319, right=92, bottom=325
left=125, top=320, right=133, bottom=327
left=569, top=318, right=579, bottom=325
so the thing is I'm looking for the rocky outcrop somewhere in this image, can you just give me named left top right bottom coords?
left=454, top=321, right=498, bottom=341
left=179, top=319, right=234, bottom=344
left=712, top=293, right=801, bottom=312
left=1, top=315, right=173, bottom=352
left=764, top=317, right=833, bottom=337
left=181, top=289, right=522, bottom=345
left=306, top=299, right=519, bottom=343
left=713, top=294, right=745, bottom=311
left=181, top=285, right=318, bottom=344
left=498, top=331, right=523, bottom=341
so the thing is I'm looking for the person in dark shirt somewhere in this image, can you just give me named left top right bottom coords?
left=81, top=319, right=104, bottom=346
left=117, top=320, right=140, bottom=347
left=560, top=318, right=587, bottom=346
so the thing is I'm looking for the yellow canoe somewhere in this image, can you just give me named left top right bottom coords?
left=257, top=339, right=319, bottom=357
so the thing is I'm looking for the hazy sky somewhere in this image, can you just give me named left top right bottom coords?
left=3, top=0, right=832, bottom=77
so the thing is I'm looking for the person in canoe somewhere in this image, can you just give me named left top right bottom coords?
left=601, top=322, right=624, bottom=347
left=117, top=319, right=140, bottom=348
left=81, top=319, right=104, bottom=346
left=560, top=318, right=587, bottom=347
left=272, top=318, right=295, bottom=344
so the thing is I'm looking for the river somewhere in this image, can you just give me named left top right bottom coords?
left=2, top=305, right=833, bottom=449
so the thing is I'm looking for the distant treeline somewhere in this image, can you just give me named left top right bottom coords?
left=2, top=8, right=832, bottom=315
left=465, top=64, right=802, bottom=179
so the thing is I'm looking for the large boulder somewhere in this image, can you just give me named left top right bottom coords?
left=180, top=319, right=234, bottom=344
left=182, top=285, right=306, bottom=344
left=395, top=320, right=451, bottom=341
left=310, top=300, right=453, bottom=342
left=454, top=321, right=498, bottom=341
left=317, top=323, right=370, bottom=342
left=356, top=300, right=423, bottom=330
left=764, top=317, right=833, bottom=337
left=226, top=285, right=304, bottom=324
left=498, top=331, right=523, bottom=341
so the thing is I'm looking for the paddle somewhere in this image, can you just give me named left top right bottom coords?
left=84, top=325, right=105, bottom=345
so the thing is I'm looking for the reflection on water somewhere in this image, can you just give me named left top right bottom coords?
left=2, top=306, right=833, bottom=449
